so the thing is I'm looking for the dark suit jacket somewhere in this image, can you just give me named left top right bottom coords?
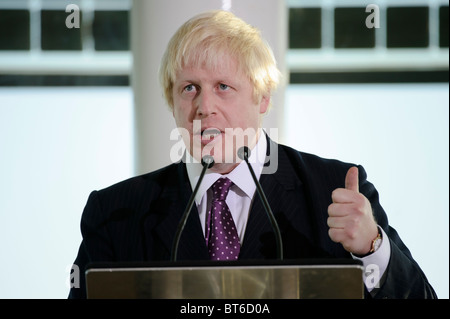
left=68, top=138, right=436, bottom=299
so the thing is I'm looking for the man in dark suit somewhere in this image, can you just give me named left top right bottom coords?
left=69, top=10, right=436, bottom=299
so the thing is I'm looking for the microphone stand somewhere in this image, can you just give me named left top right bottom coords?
left=238, top=146, right=284, bottom=260
left=170, top=155, right=214, bottom=262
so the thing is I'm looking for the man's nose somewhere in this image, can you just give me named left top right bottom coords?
left=196, top=90, right=217, bottom=117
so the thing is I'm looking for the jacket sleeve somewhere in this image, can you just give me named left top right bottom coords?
left=68, top=190, right=113, bottom=299
left=358, top=165, right=437, bottom=299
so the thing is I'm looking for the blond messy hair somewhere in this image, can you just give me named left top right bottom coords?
left=159, top=10, right=281, bottom=110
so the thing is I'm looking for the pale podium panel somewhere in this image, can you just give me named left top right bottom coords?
left=85, top=259, right=364, bottom=299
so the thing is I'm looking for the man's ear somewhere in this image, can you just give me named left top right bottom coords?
left=259, top=94, right=270, bottom=114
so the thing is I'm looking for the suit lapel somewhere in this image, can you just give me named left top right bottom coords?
left=146, top=163, right=209, bottom=261
left=239, top=137, right=333, bottom=260
left=239, top=172, right=285, bottom=259
left=239, top=138, right=300, bottom=259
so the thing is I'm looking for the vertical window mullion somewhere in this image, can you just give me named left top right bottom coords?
left=322, top=3, right=334, bottom=49
left=29, top=0, right=41, bottom=52
left=429, top=3, right=439, bottom=50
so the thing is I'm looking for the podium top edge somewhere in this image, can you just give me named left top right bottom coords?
left=85, top=258, right=363, bottom=273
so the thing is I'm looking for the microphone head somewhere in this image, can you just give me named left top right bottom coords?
left=201, top=155, right=215, bottom=168
left=237, top=146, right=251, bottom=160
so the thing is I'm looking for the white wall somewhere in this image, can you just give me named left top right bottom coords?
left=0, top=87, right=134, bottom=298
left=284, top=83, right=449, bottom=298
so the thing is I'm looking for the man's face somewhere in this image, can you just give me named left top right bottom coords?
left=172, top=53, right=269, bottom=173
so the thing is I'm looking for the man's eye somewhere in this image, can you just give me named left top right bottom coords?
left=219, top=83, right=230, bottom=91
left=184, top=84, right=196, bottom=92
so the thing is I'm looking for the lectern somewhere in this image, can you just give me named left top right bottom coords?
left=85, top=259, right=364, bottom=299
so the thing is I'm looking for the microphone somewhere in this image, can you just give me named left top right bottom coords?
left=170, top=155, right=215, bottom=262
left=238, top=146, right=284, bottom=260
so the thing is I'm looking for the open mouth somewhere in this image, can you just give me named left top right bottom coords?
left=200, top=128, right=222, bottom=145
left=201, top=128, right=221, bottom=139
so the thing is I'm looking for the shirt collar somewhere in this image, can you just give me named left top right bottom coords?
left=186, top=129, right=267, bottom=204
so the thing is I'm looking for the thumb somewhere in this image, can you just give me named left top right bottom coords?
left=345, top=166, right=359, bottom=193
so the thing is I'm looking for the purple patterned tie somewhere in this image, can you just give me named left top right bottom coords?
left=206, top=178, right=240, bottom=260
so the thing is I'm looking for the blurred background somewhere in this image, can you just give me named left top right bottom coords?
left=0, top=0, right=448, bottom=298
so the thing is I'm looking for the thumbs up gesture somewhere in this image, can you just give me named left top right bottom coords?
left=327, top=166, right=378, bottom=255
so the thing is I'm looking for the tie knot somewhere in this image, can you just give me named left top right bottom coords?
left=211, top=177, right=233, bottom=201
